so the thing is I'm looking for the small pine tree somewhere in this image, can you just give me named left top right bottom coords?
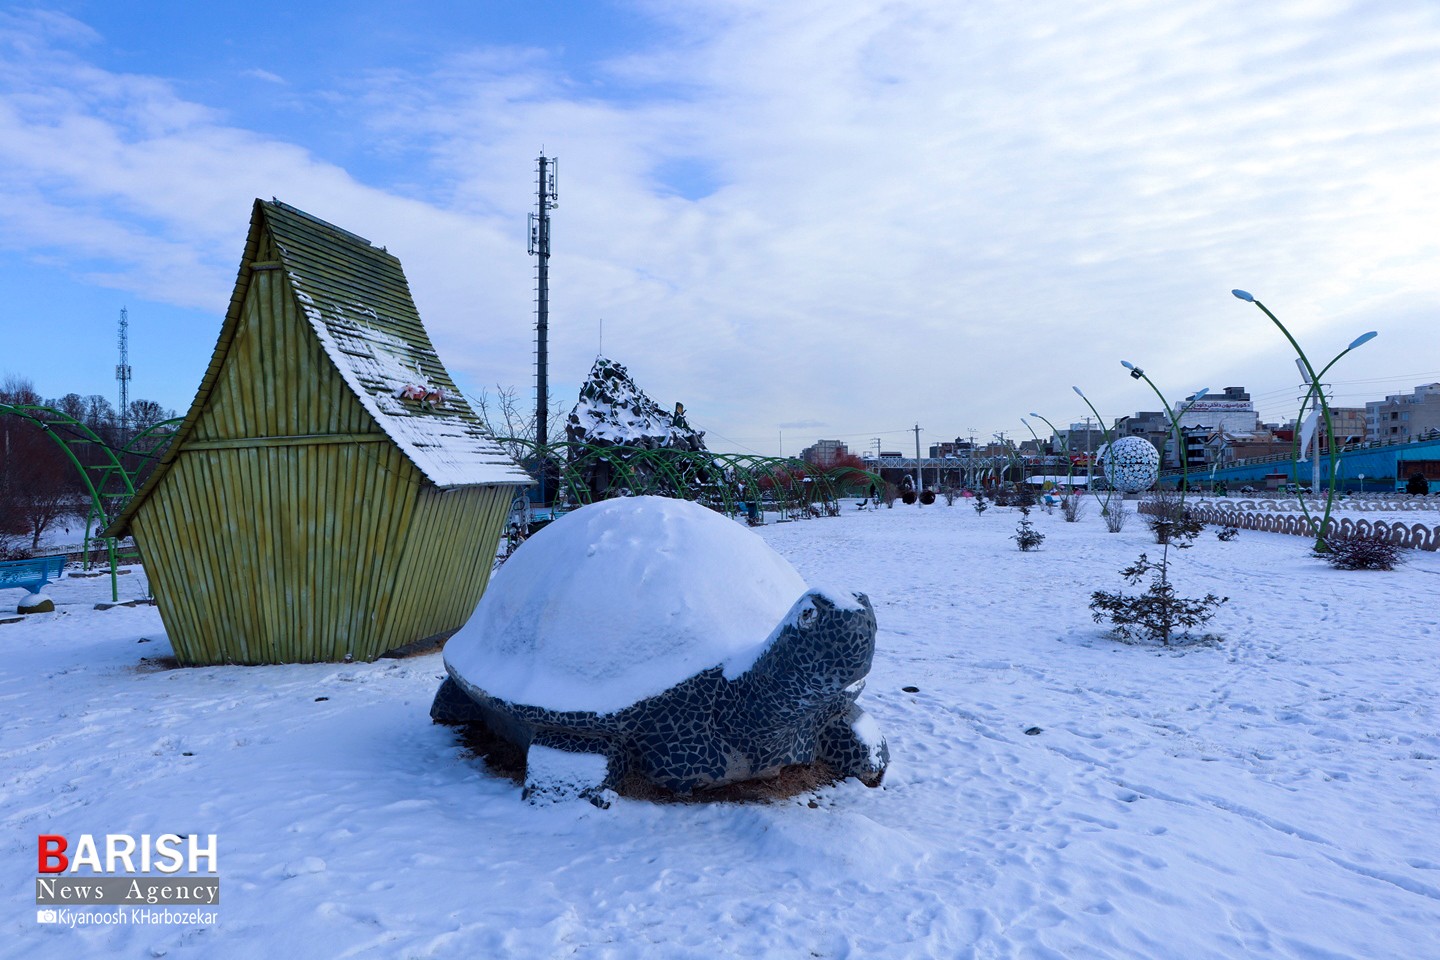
left=1090, top=554, right=1227, bottom=644
left=1091, top=497, right=1224, bottom=645
left=1012, top=516, right=1045, bottom=551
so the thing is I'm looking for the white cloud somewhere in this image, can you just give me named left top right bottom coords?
left=2, top=1, right=1438, bottom=448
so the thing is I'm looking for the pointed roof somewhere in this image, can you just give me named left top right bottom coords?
left=108, top=199, right=528, bottom=536
left=257, top=200, right=528, bottom=487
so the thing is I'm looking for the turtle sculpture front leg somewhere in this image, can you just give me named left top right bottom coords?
left=818, top=699, right=889, bottom=786
left=523, top=731, right=621, bottom=808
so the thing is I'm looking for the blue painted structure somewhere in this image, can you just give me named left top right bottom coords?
left=0, top=554, right=66, bottom=594
left=1164, top=436, right=1440, bottom=491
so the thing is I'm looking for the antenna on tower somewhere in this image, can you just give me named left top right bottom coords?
left=528, top=153, right=558, bottom=504
left=117, top=306, right=132, bottom=439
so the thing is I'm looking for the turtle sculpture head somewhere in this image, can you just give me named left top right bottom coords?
left=733, top=589, right=877, bottom=713
left=430, top=495, right=890, bottom=805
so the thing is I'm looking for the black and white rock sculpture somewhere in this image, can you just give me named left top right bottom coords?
left=432, top=496, right=889, bottom=805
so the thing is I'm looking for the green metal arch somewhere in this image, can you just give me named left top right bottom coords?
left=0, top=403, right=181, bottom=596
left=491, top=438, right=862, bottom=523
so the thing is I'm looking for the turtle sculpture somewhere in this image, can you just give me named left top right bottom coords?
left=432, top=495, right=889, bottom=806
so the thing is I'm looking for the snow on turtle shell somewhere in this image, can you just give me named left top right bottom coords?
left=444, top=496, right=809, bottom=715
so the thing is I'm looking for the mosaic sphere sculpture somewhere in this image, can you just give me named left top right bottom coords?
left=432, top=496, right=889, bottom=805
left=1100, top=436, right=1160, bottom=493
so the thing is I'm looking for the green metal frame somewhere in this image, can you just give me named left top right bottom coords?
left=496, top=439, right=884, bottom=525
left=0, top=403, right=180, bottom=600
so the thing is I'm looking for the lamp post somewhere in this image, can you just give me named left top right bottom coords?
left=1072, top=385, right=1118, bottom=513
left=1029, top=411, right=1074, bottom=492
left=1232, top=289, right=1376, bottom=549
left=1119, top=362, right=1208, bottom=495
left=1020, top=418, right=1043, bottom=490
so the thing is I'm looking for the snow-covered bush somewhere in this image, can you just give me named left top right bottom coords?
left=1060, top=495, right=1084, bottom=522
left=1315, top=534, right=1404, bottom=571
left=1144, top=490, right=1203, bottom=545
left=1216, top=525, right=1239, bottom=541
left=1103, top=502, right=1129, bottom=532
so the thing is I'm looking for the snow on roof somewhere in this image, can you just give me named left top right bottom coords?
left=266, top=202, right=530, bottom=488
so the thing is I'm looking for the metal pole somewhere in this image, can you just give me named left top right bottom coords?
left=913, top=424, right=922, bottom=495
left=536, top=156, right=550, bottom=451
left=530, top=154, right=557, bottom=509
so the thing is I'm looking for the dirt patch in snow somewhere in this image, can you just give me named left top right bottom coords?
left=453, top=722, right=846, bottom=804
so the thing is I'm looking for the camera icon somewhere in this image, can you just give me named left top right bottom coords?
left=36, top=909, right=58, bottom=924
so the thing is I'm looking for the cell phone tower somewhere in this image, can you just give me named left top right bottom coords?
left=528, top=153, right=557, bottom=450
left=117, top=306, right=132, bottom=438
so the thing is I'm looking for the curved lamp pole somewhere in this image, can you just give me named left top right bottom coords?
left=1019, top=418, right=1044, bottom=490
left=1119, top=362, right=1209, bottom=496
left=1029, top=411, right=1074, bottom=492
left=1232, top=289, right=1376, bottom=549
left=1072, top=385, right=1118, bottom=514
left=997, top=436, right=1022, bottom=492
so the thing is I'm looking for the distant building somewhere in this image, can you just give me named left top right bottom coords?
left=1204, top=427, right=1294, bottom=467
left=928, top=439, right=974, bottom=458
left=800, top=439, right=849, bottom=467
left=1366, top=384, right=1440, bottom=442
left=1178, top=387, right=1257, bottom=436
left=1055, top=422, right=1106, bottom=458
left=1326, top=408, right=1367, bottom=448
left=1115, top=411, right=1171, bottom=462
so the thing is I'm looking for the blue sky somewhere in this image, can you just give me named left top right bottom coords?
left=2, top=1, right=1438, bottom=456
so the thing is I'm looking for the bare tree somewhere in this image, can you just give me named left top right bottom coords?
left=468, top=384, right=566, bottom=461
left=0, top=393, right=70, bottom=552
left=127, top=398, right=173, bottom=431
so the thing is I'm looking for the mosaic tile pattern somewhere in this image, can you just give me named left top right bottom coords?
left=1101, top=436, right=1161, bottom=493
left=433, top=590, right=890, bottom=804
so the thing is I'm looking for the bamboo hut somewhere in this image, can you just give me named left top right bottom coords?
left=106, top=199, right=531, bottom=665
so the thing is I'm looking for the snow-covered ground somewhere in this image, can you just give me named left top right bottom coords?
left=4, top=500, right=1439, bottom=958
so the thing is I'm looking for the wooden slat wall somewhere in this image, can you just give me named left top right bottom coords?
left=374, top=483, right=514, bottom=646
left=134, top=241, right=518, bottom=665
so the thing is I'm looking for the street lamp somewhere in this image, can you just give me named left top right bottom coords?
left=1073, top=385, right=1119, bottom=513
left=1029, top=411, right=1074, bottom=492
left=1119, top=362, right=1208, bottom=495
left=1232, top=289, right=1378, bottom=549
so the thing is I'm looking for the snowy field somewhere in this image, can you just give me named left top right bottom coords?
left=4, top=500, right=1440, bottom=958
